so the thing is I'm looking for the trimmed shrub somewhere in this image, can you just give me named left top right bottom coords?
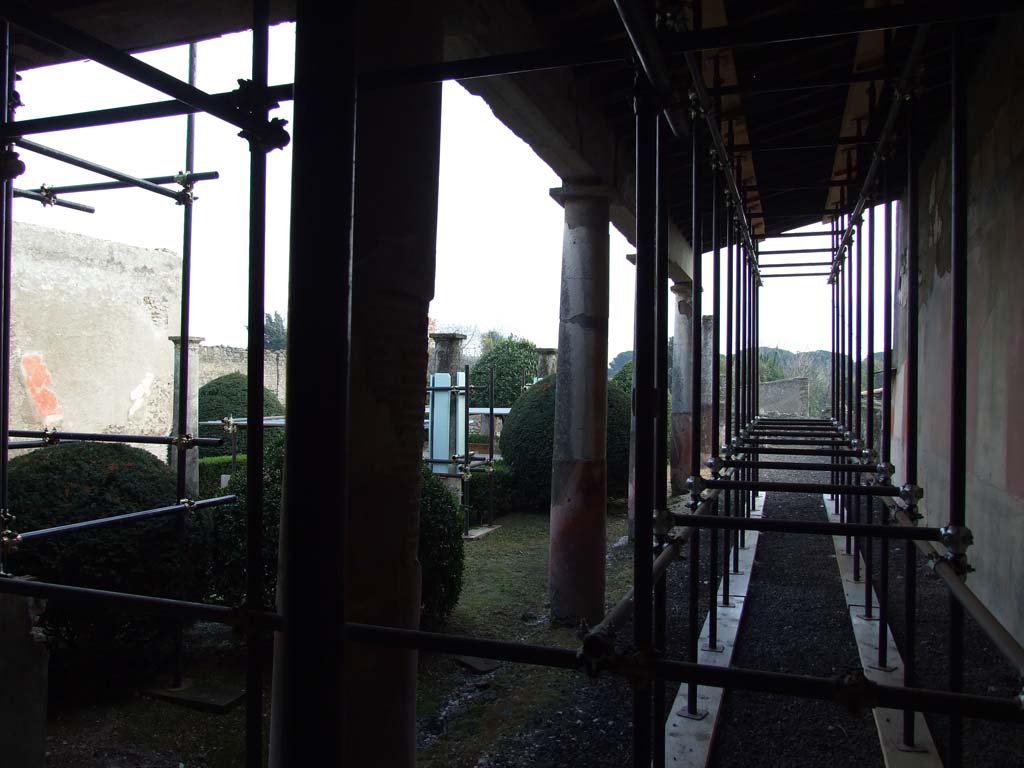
left=462, top=460, right=520, bottom=521
left=499, top=374, right=631, bottom=511
left=418, top=468, right=465, bottom=624
left=207, top=432, right=284, bottom=608
left=209, top=438, right=466, bottom=626
left=197, top=373, right=285, bottom=458
left=8, top=442, right=202, bottom=677
left=198, top=454, right=245, bottom=499
left=469, top=335, right=537, bottom=409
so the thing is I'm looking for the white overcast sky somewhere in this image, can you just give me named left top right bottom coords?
left=13, top=23, right=891, bottom=363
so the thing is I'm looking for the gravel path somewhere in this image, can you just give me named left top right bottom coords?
left=709, top=462, right=882, bottom=768
left=867, top=526, right=1024, bottom=765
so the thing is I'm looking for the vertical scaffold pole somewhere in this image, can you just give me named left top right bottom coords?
left=831, top=216, right=837, bottom=497
left=865, top=200, right=875, bottom=620
left=687, top=96, right=703, bottom=718
left=948, top=24, right=968, bottom=767
left=269, top=0, right=355, bottom=763
left=854, top=206, right=863, bottom=583
left=0, top=21, right=12, bottom=578
left=246, top=3, right=270, bottom=765
left=171, top=41, right=198, bottom=691
left=737, top=207, right=745, bottom=569
left=879, top=151, right=893, bottom=670
left=903, top=91, right=920, bottom=749
left=708, top=147, right=720, bottom=651
left=723, top=188, right=734, bottom=601
left=632, top=79, right=657, bottom=768
left=653, top=108, right=670, bottom=768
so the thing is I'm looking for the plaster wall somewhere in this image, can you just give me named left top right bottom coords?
left=10, top=222, right=179, bottom=459
left=891, top=16, right=1024, bottom=643
left=199, top=345, right=287, bottom=405
left=759, top=377, right=809, bottom=418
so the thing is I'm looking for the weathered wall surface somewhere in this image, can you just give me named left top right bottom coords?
left=198, top=345, right=287, bottom=405
left=759, top=377, right=809, bottom=418
left=891, top=16, right=1024, bottom=643
left=10, top=222, right=179, bottom=458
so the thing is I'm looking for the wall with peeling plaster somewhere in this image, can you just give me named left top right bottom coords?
left=198, top=345, right=287, bottom=405
left=10, top=222, right=179, bottom=459
left=759, top=377, right=809, bottom=418
left=891, top=16, right=1024, bottom=643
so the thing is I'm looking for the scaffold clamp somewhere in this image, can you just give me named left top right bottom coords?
left=654, top=507, right=672, bottom=537
left=1, top=528, right=21, bottom=555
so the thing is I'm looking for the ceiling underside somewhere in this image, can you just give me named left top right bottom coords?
left=11, top=1, right=998, bottom=251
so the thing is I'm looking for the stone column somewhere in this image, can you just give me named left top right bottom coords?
left=429, top=332, right=465, bottom=377
left=169, top=335, right=203, bottom=497
left=548, top=181, right=609, bottom=627
left=0, top=591, right=48, bottom=768
left=341, top=2, right=444, bottom=764
left=536, top=347, right=557, bottom=379
left=429, top=332, right=466, bottom=478
left=670, top=283, right=693, bottom=494
left=701, top=315, right=714, bottom=462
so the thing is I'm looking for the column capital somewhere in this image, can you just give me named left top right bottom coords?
left=670, top=282, right=692, bottom=298
left=428, top=332, right=466, bottom=342
left=549, top=179, right=610, bottom=206
left=168, top=335, right=205, bottom=346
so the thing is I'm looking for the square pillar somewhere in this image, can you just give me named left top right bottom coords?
left=670, top=283, right=693, bottom=494
left=169, top=335, right=203, bottom=497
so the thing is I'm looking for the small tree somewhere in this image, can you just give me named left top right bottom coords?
left=607, top=350, right=633, bottom=379
left=265, top=311, right=287, bottom=351
left=469, top=335, right=537, bottom=408
left=760, top=348, right=785, bottom=382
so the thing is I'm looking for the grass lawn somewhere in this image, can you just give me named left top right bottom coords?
left=417, top=500, right=633, bottom=767
left=44, top=499, right=636, bottom=768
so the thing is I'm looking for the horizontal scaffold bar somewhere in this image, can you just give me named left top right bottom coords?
left=16, top=495, right=236, bottom=544
left=347, top=623, right=1024, bottom=723
left=8, top=429, right=222, bottom=447
left=671, top=511, right=939, bottom=541
left=0, top=576, right=283, bottom=631
left=702, top=479, right=899, bottom=496
left=13, top=188, right=94, bottom=212
left=723, top=460, right=877, bottom=473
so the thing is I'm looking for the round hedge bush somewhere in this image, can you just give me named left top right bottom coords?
left=8, top=442, right=203, bottom=676
left=208, top=429, right=285, bottom=609
left=197, top=372, right=285, bottom=458
left=469, top=336, right=537, bottom=409
left=499, top=374, right=631, bottom=511
left=418, top=467, right=465, bottom=624
left=209, top=438, right=465, bottom=625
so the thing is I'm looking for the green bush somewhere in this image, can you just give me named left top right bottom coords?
left=8, top=442, right=203, bottom=677
left=418, top=468, right=465, bottom=624
left=469, top=335, right=537, bottom=408
left=209, top=438, right=466, bottom=626
left=198, top=454, right=245, bottom=499
left=609, top=358, right=671, bottom=458
left=610, top=358, right=633, bottom=394
left=207, top=433, right=284, bottom=608
left=197, top=373, right=285, bottom=458
left=462, top=460, right=520, bottom=521
left=499, top=374, right=631, bottom=511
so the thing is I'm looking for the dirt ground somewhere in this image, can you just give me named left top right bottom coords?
left=39, top=484, right=1023, bottom=767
